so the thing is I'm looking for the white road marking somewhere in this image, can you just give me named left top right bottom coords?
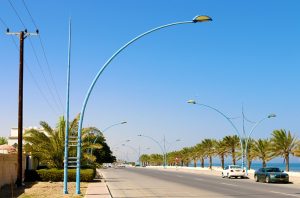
left=270, top=191, right=300, bottom=197
left=221, top=182, right=239, bottom=187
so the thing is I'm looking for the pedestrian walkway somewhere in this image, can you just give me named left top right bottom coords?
left=84, top=169, right=112, bottom=198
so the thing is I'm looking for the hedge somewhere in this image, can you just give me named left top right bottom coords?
left=25, top=168, right=95, bottom=182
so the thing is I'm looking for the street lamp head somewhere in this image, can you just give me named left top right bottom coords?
left=121, top=121, right=127, bottom=124
left=126, top=139, right=130, bottom=142
left=137, top=134, right=142, bottom=136
left=267, top=114, right=276, bottom=118
left=187, top=99, right=197, bottom=104
left=176, top=139, right=181, bottom=142
left=193, top=15, right=212, bottom=23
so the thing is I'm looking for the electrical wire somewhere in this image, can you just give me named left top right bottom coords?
left=0, top=16, right=8, bottom=28
left=7, top=0, right=26, bottom=29
left=28, top=37, right=64, bottom=112
left=21, top=0, right=65, bottom=111
left=7, top=0, right=63, bottom=114
left=21, top=0, right=38, bottom=29
left=10, top=36, right=60, bottom=116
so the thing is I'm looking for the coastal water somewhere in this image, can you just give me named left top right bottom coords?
left=188, top=162, right=300, bottom=172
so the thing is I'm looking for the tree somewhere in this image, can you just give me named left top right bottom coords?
left=201, top=139, right=216, bottom=169
left=24, top=114, right=102, bottom=169
left=270, top=129, right=298, bottom=171
left=214, top=139, right=228, bottom=169
left=223, top=135, right=240, bottom=165
left=245, top=138, right=256, bottom=170
left=0, top=137, right=8, bottom=145
left=194, top=143, right=205, bottom=168
left=253, top=139, right=273, bottom=168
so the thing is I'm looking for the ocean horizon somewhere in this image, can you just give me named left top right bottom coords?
left=188, top=162, right=300, bottom=172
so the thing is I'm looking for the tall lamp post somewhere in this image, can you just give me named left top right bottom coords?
left=187, top=99, right=275, bottom=175
left=75, top=15, right=212, bottom=194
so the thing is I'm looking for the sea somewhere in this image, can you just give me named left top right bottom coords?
left=188, top=162, right=300, bottom=172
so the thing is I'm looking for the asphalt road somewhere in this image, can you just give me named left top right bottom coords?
left=101, top=167, right=300, bottom=198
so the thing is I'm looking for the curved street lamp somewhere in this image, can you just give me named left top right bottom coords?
left=187, top=99, right=276, bottom=174
left=75, top=15, right=212, bottom=194
left=137, top=134, right=166, bottom=167
left=90, top=121, right=127, bottom=154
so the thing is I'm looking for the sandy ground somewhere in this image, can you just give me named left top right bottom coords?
left=146, top=166, right=300, bottom=185
left=0, top=181, right=88, bottom=198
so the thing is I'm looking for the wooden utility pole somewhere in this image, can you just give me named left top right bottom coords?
left=6, top=29, right=38, bottom=187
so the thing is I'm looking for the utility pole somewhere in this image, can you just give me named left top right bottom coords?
left=6, top=29, right=38, bottom=187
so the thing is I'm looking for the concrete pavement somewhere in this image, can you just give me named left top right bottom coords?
left=84, top=169, right=112, bottom=198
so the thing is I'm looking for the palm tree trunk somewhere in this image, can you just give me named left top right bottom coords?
left=201, top=158, right=204, bottom=168
left=232, top=148, right=236, bottom=165
left=209, top=156, right=212, bottom=169
left=262, top=160, right=266, bottom=168
left=194, top=159, right=197, bottom=167
left=248, top=160, right=252, bottom=170
left=285, top=154, right=289, bottom=172
left=221, top=155, right=225, bottom=169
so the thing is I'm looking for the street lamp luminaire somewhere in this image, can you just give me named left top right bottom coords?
left=75, top=15, right=212, bottom=194
left=187, top=99, right=276, bottom=174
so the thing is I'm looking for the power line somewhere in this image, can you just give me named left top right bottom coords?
left=8, top=0, right=64, bottom=113
left=10, top=35, right=60, bottom=116
left=21, top=0, right=65, bottom=111
left=21, top=0, right=38, bottom=29
left=7, top=0, right=26, bottom=29
left=0, top=16, right=8, bottom=28
left=28, top=37, right=64, bottom=112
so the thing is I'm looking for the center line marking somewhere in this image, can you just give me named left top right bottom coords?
left=221, top=183, right=238, bottom=187
left=270, top=191, right=300, bottom=197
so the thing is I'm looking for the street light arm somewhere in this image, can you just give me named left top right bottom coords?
left=77, top=20, right=195, bottom=145
left=139, top=135, right=165, bottom=155
left=76, top=16, right=211, bottom=193
left=196, top=103, right=242, bottom=138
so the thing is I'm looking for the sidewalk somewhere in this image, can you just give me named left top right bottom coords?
left=84, top=169, right=111, bottom=198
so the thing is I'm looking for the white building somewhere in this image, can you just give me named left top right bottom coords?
left=8, top=127, right=44, bottom=146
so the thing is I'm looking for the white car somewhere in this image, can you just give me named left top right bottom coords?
left=222, top=165, right=246, bottom=178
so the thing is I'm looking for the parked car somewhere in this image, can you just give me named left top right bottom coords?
left=222, top=165, right=246, bottom=178
left=254, top=167, right=289, bottom=183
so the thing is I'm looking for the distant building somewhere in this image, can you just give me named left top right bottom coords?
left=8, top=127, right=44, bottom=146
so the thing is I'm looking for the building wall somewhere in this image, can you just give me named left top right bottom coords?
left=0, top=154, right=25, bottom=188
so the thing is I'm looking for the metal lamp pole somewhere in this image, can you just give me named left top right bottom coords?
left=75, top=15, right=212, bottom=194
left=187, top=100, right=275, bottom=173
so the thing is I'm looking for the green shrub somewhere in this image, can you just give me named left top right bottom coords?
left=36, top=168, right=95, bottom=182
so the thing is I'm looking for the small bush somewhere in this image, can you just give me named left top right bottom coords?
left=36, top=169, right=95, bottom=182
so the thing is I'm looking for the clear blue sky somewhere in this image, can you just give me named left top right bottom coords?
left=0, top=0, right=299, bottom=162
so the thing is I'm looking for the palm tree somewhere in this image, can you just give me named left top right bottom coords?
left=24, top=115, right=102, bottom=169
left=201, top=139, right=216, bottom=169
left=189, top=146, right=198, bottom=167
left=214, top=139, right=228, bottom=169
left=245, top=138, right=256, bottom=170
left=179, top=147, right=192, bottom=167
left=270, top=129, right=298, bottom=171
left=194, top=143, right=205, bottom=168
left=223, top=135, right=240, bottom=165
left=253, top=139, right=273, bottom=168
left=0, top=137, right=8, bottom=145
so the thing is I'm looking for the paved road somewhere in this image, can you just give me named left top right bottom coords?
left=101, top=167, right=300, bottom=198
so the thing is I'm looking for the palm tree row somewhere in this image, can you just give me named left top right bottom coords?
left=139, top=129, right=299, bottom=172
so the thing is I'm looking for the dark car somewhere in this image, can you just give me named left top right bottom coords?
left=254, top=167, right=289, bottom=183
